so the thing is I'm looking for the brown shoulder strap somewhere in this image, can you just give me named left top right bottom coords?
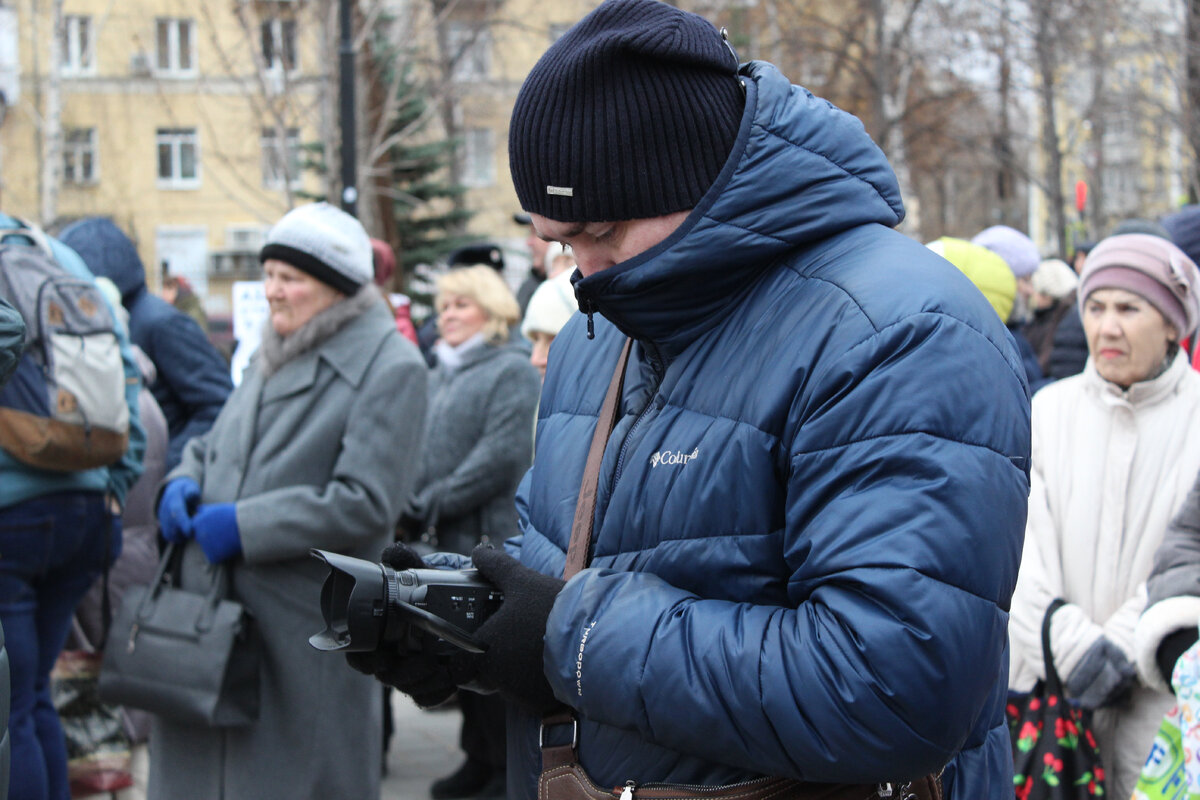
left=544, top=339, right=631, bottom=768
left=563, top=337, right=632, bottom=580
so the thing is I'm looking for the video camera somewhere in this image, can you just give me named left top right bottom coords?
left=307, top=549, right=503, bottom=656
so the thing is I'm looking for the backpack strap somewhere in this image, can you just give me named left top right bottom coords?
left=0, top=218, right=55, bottom=258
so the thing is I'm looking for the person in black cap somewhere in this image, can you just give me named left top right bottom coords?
left=417, top=243, right=526, bottom=364
left=514, top=212, right=550, bottom=314
left=349, top=2, right=1029, bottom=799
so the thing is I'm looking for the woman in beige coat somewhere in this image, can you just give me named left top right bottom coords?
left=1009, top=233, right=1200, bottom=799
left=149, top=203, right=427, bottom=800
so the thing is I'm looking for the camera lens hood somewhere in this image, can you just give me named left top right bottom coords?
left=309, top=549, right=390, bottom=652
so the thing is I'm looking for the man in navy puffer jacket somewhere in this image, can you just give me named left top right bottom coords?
left=357, top=2, right=1031, bottom=798
left=59, top=218, right=232, bottom=470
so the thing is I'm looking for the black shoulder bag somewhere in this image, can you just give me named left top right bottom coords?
left=98, top=542, right=261, bottom=727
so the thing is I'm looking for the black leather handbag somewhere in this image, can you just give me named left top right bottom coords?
left=97, top=542, right=260, bottom=727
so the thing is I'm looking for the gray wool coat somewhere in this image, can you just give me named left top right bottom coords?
left=148, top=295, right=427, bottom=800
left=410, top=343, right=539, bottom=556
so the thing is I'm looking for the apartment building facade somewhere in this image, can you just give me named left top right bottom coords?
left=0, top=0, right=330, bottom=313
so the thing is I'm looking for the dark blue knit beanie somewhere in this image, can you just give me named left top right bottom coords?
left=508, top=0, right=744, bottom=223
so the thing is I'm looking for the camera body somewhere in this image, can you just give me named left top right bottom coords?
left=308, top=549, right=503, bottom=655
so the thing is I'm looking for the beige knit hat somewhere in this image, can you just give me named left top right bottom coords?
left=1031, top=258, right=1078, bottom=301
left=521, top=272, right=579, bottom=338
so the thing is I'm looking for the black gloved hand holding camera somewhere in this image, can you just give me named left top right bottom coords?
left=344, top=542, right=469, bottom=708
left=453, top=544, right=566, bottom=714
left=349, top=542, right=566, bottom=714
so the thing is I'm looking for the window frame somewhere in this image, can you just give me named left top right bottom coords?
left=155, top=18, right=196, bottom=77
left=459, top=127, right=495, bottom=188
left=63, top=127, right=98, bottom=185
left=60, top=15, right=95, bottom=76
left=260, top=126, right=302, bottom=190
left=260, top=18, right=298, bottom=75
left=446, top=22, right=491, bottom=82
left=156, top=127, right=201, bottom=190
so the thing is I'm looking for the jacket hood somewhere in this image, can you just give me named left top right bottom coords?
left=574, top=60, right=904, bottom=357
left=58, top=217, right=147, bottom=300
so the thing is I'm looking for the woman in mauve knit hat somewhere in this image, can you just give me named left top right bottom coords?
left=1010, top=233, right=1200, bottom=799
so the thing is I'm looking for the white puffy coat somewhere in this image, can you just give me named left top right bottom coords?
left=1010, top=351, right=1200, bottom=799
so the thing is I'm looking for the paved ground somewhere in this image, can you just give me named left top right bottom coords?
left=75, top=687, right=463, bottom=800
left=382, top=691, right=464, bottom=800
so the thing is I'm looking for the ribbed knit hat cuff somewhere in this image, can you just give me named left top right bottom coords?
left=260, top=243, right=362, bottom=296
left=1080, top=266, right=1189, bottom=338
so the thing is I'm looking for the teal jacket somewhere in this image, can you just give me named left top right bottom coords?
left=0, top=214, right=145, bottom=508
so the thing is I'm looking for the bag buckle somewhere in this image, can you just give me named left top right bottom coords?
left=877, top=783, right=916, bottom=800
left=539, top=716, right=578, bottom=749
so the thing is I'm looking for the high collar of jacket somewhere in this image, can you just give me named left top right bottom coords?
left=1084, top=348, right=1193, bottom=408
left=572, top=61, right=904, bottom=363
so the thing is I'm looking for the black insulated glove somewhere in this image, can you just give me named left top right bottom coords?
left=1156, top=627, right=1199, bottom=692
left=1065, top=636, right=1137, bottom=710
left=453, top=544, right=566, bottom=714
left=345, top=542, right=465, bottom=708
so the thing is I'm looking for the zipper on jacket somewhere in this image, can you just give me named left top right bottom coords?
left=581, top=298, right=597, bottom=339
left=618, top=776, right=781, bottom=798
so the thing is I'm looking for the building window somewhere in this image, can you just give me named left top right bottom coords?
left=155, top=19, right=195, bottom=75
left=156, top=128, right=199, bottom=188
left=446, top=23, right=490, bottom=81
left=261, top=19, right=297, bottom=72
left=261, top=127, right=301, bottom=189
left=459, top=128, right=494, bottom=188
left=60, top=15, right=94, bottom=75
left=63, top=128, right=97, bottom=184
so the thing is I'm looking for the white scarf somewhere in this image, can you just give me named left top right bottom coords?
left=432, top=332, right=486, bottom=372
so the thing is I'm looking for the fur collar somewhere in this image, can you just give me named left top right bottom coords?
left=257, top=285, right=381, bottom=378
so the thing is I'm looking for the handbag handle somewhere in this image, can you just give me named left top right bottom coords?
left=136, top=541, right=230, bottom=634
left=563, top=337, right=633, bottom=580
left=1041, top=598, right=1068, bottom=695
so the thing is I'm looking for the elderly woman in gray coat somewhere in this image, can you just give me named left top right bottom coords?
left=149, top=203, right=427, bottom=800
left=402, top=264, right=540, bottom=799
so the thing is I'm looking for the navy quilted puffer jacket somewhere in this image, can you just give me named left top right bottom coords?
left=503, top=61, right=1031, bottom=800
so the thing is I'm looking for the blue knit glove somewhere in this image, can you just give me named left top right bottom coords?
left=192, top=503, right=243, bottom=564
left=157, top=478, right=200, bottom=543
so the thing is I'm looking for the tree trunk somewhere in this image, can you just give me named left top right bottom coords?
left=40, top=0, right=63, bottom=227
left=1033, top=0, right=1066, bottom=255
left=1187, top=0, right=1200, bottom=202
left=995, top=0, right=1020, bottom=227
